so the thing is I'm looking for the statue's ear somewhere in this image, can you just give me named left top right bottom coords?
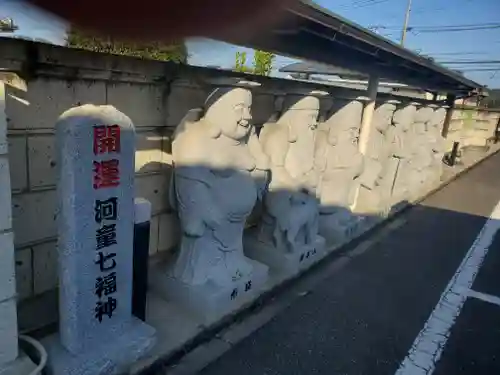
left=208, top=123, right=222, bottom=139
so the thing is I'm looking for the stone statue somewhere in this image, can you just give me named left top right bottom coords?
left=355, top=101, right=398, bottom=216
left=169, top=83, right=270, bottom=287
left=390, top=102, right=418, bottom=205
left=406, top=105, right=436, bottom=199
left=246, top=91, right=325, bottom=272
left=315, top=98, right=365, bottom=244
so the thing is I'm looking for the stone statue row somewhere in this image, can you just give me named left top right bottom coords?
left=165, top=82, right=448, bottom=323
left=42, top=82, right=448, bottom=375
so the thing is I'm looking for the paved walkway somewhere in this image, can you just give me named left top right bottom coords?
left=196, top=151, right=500, bottom=375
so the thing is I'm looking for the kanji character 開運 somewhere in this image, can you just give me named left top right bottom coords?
left=93, top=159, right=120, bottom=189
left=93, top=125, right=121, bottom=155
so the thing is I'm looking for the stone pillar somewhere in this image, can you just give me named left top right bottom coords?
left=0, top=82, right=37, bottom=375
left=42, top=105, right=155, bottom=375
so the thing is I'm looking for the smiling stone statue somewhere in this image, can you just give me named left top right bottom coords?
left=170, top=83, right=270, bottom=287
left=151, top=81, right=270, bottom=322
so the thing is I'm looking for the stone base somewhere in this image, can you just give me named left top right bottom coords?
left=42, top=318, right=156, bottom=375
left=0, top=351, right=37, bottom=375
left=244, top=235, right=326, bottom=278
left=319, top=213, right=371, bottom=248
left=149, top=259, right=268, bottom=326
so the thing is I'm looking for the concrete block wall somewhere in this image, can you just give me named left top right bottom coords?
left=0, top=39, right=306, bottom=307
left=448, top=107, right=500, bottom=149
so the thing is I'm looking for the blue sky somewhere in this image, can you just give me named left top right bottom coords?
left=1, top=0, right=499, bottom=87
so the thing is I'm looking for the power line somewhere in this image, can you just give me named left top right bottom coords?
left=410, top=0, right=473, bottom=15
left=337, top=0, right=394, bottom=10
left=424, top=51, right=495, bottom=56
left=415, top=22, right=500, bottom=29
left=452, top=68, right=500, bottom=72
left=415, top=25, right=500, bottom=33
left=439, top=60, right=500, bottom=65
left=369, top=22, right=500, bottom=31
left=352, top=0, right=393, bottom=9
left=336, top=0, right=376, bottom=9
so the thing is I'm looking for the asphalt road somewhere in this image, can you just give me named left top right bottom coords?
left=199, top=151, right=500, bottom=375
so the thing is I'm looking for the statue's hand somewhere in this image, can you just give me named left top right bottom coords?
left=184, top=218, right=205, bottom=237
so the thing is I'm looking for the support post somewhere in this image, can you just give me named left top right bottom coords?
left=352, top=75, right=379, bottom=212
left=132, top=198, right=152, bottom=322
left=441, top=93, right=456, bottom=138
left=444, top=141, right=460, bottom=166
left=358, top=75, right=379, bottom=155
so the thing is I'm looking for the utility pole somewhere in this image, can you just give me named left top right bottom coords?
left=400, top=0, right=412, bottom=46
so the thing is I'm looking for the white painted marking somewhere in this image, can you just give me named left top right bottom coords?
left=466, top=289, right=500, bottom=307
left=395, top=200, right=500, bottom=375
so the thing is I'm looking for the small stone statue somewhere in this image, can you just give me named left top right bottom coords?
left=315, top=98, right=365, bottom=244
left=169, top=83, right=270, bottom=287
left=256, top=92, right=325, bottom=255
left=390, top=102, right=418, bottom=205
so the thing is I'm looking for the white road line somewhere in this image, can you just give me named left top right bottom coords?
left=466, top=289, right=500, bottom=307
left=395, top=200, right=500, bottom=375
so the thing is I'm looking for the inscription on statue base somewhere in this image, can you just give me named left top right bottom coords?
left=150, top=259, right=268, bottom=326
left=244, top=235, right=326, bottom=279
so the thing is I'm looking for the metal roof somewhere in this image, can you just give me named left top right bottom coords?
left=221, top=0, right=484, bottom=97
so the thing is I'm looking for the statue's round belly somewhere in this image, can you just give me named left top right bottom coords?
left=213, top=172, right=256, bottom=217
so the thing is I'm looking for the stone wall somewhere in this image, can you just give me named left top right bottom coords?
left=0, top=38, right=496, bottom=328
left=447, top=106, right=500, bottom=150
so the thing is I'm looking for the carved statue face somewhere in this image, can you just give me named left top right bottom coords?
left=329, top=123, right=359, bottom=146
left=205, top=87, right=253, bottom=140
left=280, top=94, right=321, bottom=134
left=285, top=108, right=319, bottom=132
